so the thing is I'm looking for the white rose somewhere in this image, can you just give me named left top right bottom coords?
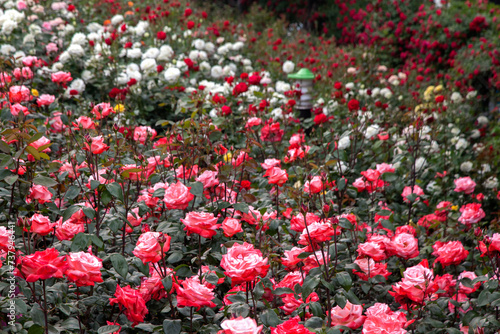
left=86, top=23, right=103, bottom=33
left=2, top=19, right=17, bottom=35
left=192, top=39, right=205, bottom=50
left=415, top=157, right=427, bottom=172
left=388, top=75, right=399, bottom=86
left=380, top=88, right=393, bottom=99
left=140, top=58, right=156, bottom=72
left=116, top=73, right=129, bottom=85
left=345, top=82, right=355, bottom=90
left=364, top=125, right=380, bottom=139
left=23, top=34, right=35, bottom=44
left=450, top=92, right=463, bottom=104
left=71, top=33, right=87, bottom=45
left=481, top=164, right=491, bottom=174
left=211, top=65, right=223, bottom=79
left=67, top=44, right=84, bottom=57
left=70, top=79, right=85, bottom=93
left=188, top=50, right=200, bottom=60
left=470, top=129, right=481, bottom=139
left=204, top=42, right=215, bottom=53
left=455, top=138, right=468, bottom=150
left=338, top=136, right=351, bottom=150
left=199, top=61, right=211, bottom=72
left=484, top=176, right=498, bottom=189
left=282, top=61, right=295, bottom=74
left=477, top=116, right=488, bottom=126
left=460, top=161, right=473, bottom=173
left=111, top=15, right=124, bottom=25
left=157, top=45, right=173, bottom=61
left=58, top=51, right=71, bottom=63
left=271, top=108, right=283, bottom=119
left=142, top=47, right=160, bottom=59
left=81, top=70, right=94, bottom=82
left=127, top=48, right=142, bottom=59
left=164, top=67, right=181, bottom=83
left=128, top=71, right=142, bottom=82
left=466, top=91, right=477, bottom=99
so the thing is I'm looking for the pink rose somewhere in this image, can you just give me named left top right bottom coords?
left=163, top=181, right=195, bottom=210
left=458, top=271, right=481, bottom=294
left=14, top=248, right=67, bottom=282
left=458, top=203, right=485, bottom=225
left=55, top=218, right=84, bottom=241
left=353, top=258, right=391, bottom=281
left=46, top=43, right=58, bottom=53
left=329, top=300, right=366, bottom=329
left=0, top=226, right=14, bottom=252
left=181, top=211, right=220, bottom=239
left=304, top=176, right=323, bottom=194
left=390, top=260, right=436, bottom=304
left=290, top=212, right=320, bottom=233
left=10, top=103, right=29, bottom=117
left=37, top=94, right=55, bottom=107
left=73, top=116, right=95, bottom=129
left=387, top=233, right=419, bottom=259
left=298, top=221, right=340, bottom=245
left=261, top=158, right=281, bottom=170
left=27, top=213, right=56, bottom=236
left=221, top=242, right=269, bottom=285
left=454, top=176, right=476, bottom=194
left=245, top=117, right=262, bottom=128
left=270, top=316, right=312, bottom=334
left=432, top=241, right=469, bottom=267
left=133, top=126, right=157, bottom=144
left=91, top=102, right=114, bottom=119
left=29, top=136, right=51, bottom=153
left=376, top=163, right=395, bottom=174
left=196, top=170, right=219, bottom=189
left=65, top=251, right=103, bottom=287
left=220, top=317, right=263, bottom=334
left=222, top=218, right=243, bottom=237
left=361, top=169, right=381, bottom=182
left=109, top=285, right=148, bottom=326
left=281, top=247, right=306, bottom=270
left=362, top=303, right=408, bottom=334
left=357, top=241, right=386, bottom=261
left=9, top=85, right=31, bottom=103
left=84, top=136, right=109, bottom=155
left=132, top=231, right=171, bottom=264
left=126, top=208, right=143, bottom=233
left=176, top=276, right=216, bottom=310
left=264, top=167, right=288, bottom=186
left=26, top=184, right=53, bottom=204
left=402, top=185, right=424, bottom=203
left=51, top=71, right=72, bottom=84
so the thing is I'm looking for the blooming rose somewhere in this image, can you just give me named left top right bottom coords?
left=433, top=241, right=469, bottom=267
left=260, top=121, right=284, bottom=142
left=181, top=211, right=220, bottom=238
left=51, top=71, right=72, bottom=84
left=329, top=300, right=366, bottom=329
left=221, top=242, right=269, bottom=285
left=390, top=260, right=436, bottom=304
left=10, top=103, right=29, bottom=117
left=264, top=167, right=288, bottom=186
left=222, top=218, right=243, bottom=237
left=245, top=117, right=262, bottom=128
left=133, top=126, right=157, bottom=144
left=458, top=203, right=485, bottom=226
left=386, top=233, right=419, bottom=259
left=132, top=231, right=171, bottom=264
left=126, top=208, right=143, bottom=233
left=353, top=258, right=391, bottom=281
left=163, top=181, right=195, bottom=210
left=261, top=159, right=281, bottom=170
left=109, top=285, right=148, bottom=326
left=9, top=85, right=31, bottom=103
left=362, top=303, right=408, bottom=334
left=91, top=102, right=115, bottom=119
left=73, top=116, right=95, bottom=129
left=26, top=184, right=53, bottom=204
left=84, top=136, right=109, bottom=154
left=196, top=170, right=219, bottom=189
left=220, top=317, right=263, bottom=334
left=454, top=177, right=476, bottom=194
left=271, top=316, right=312, bottom=334
left=290, top=213, right=320, bottom=233
left=298, top=221, right=340, bottom=245
left=376, top=163, right=395, bottom=174
left=402, top=185, right=424, bottom=203
left=55, top=218, right=84, bottom=241
left=304, top=176, right=323, bottom=194
left=65, top=251, right=103, bottom=286
left=27, top=213, right=56, bottom=236
left=361, top=169, right=380, bottom=182
left=357, top=241, right=386, bottom=261
left=458, top=271, right=481, bottom=294
left=176, top=276, right=216, bottom=310
left=0, top=226, right=14, bottom=252
left=14, top=248, right=67, bottom=282
left=37, top=94, right=55, bottom=107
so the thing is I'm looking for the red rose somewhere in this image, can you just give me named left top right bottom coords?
left=458, top=203, right=485, bottom=226
left=181, top=211, right=220, bottom=239
left=14, top=248, right=67, bottom=282
left=432, top=241, right=469, bottom=267
left=109, top=285, right=148, bottom=326
left=163, top=181, right=195, bottom=210
left=26, top=184, right=53, bottom=204
left=65, top=251, right=103, bottom=287
left=84, top=135, right=109, bottom=154
left=187, top=20, right=195, bottom=29
left=222, top=218, right=243, bottom=237
left=55, top=218, right=84, bottom=241
left=221, top=105, right=232, bottom=116
left=386, top=233, right=419, bottom=259
left=347, top=99, right=359, bottom=111
left=157, top=31, right=166, bottom=40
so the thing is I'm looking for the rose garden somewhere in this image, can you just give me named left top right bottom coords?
left=0, top=0, right=500, bottom=333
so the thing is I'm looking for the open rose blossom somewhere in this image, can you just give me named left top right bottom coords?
left=14, top=248, right=67, bottom=282
left=458, top=203, right=485, bottom=226
left=109, top=285, right=148, bottom=326
left=432, top=241, right=469, bottom=267
left=163, top=181, right=195, bottom=210
left=65, top=251, right=103, bottom=286
left=264, top=167, right=288, bottom=186
left=181, top=211, right=220, bottom=238
left=27, top=213, right=56, bottom=236
left=175, top=276, right=216, bottom=310
left=353, top=257, right=391, bottom=281
left=402, top=185, right=424, bottom=203
left=390, top=260, right=437, bottom=304
left=454, top=176, right=476, bottom=194
left=298, top=221, right=340, bottom=245
left=55, top=218, right=85, bottom=241
left=271, top=316, right=312, bottom=334
left=220, top=317, right=263, bottom=334
left=26, top=184, right=53, bottom=204
left=222, top=217, right=243, bottom=237
left=133, top=231, right=171, bottom=264
left=221, top=242, right=269, bottom=285
left=329, top=300, right=366, bottom=329
left=386, top=233, right=419, bottom=259
left=0, top=226, right=13, bottom=252
left=133, top=126, right=157, bottom=144
left=362, top=303, right=408, bottom=334
left=84, top=135, right=109, bottom=154
left=196, top=170, right=219, bottom=189
left=304, top=176, right=323, bottom=194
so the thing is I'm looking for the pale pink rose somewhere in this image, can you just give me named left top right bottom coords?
left=458, top=203, right=485, bottom=225
left=46, top=43, right=58, bottom=53
left=51, top=1, right=67, bottom=10
left=260, top=158, right=281, bottom=170
left=387, top=233, right=419, bottom=259
left=37, top=94, right=55, bottom=107
left=13, top=67, right=33, bottom=80
left=22, top=56, right=38, bottom=67
left=55, top=218, right=84, bottom=241
left=196, top=170, right=219, bottom=189
left=245, top=117, right=262, bottom=128
left=17, top=1, right=27, bottom=10
left=357, top=241, right=386, bottom=261
left=391, top=261, right=435, bottom=303
left=51, top=71, right=72, bottom=84
left=28, top=213, right=56, bottom=236
left=222, top=218, right=243, bottom=237
left=163, top=181, right=195, bottom=210
left=221, top=317, right=263, bottom=334
left=454, top=176, right=476, bottom=194
left=26, top=184, right=53, bottom=204
left=376, top=163, right=395, bottom=174
left=401, top=185, right=424, bottom=203
left=29, top=136, right=51, bottom=153
left=10, top=103, right=29, bottom=117
left=362, top=303, right=408, bottom=334
left=74, top=116, right=95, bottom=129
left=458, top=271, right=481, bottom=294
left=65, top=251, right=103, bottom=287
left=133, top=126, right=157, bottom=144
left=329, top=300, right=366, bottom=329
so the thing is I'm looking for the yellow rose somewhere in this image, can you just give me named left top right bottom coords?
left=31, top=89, right=39, bottom=97
left=433, top=85, right=443, bottom=94
left=223, top=152, right=232, bottom=162
left=114, top=104, right=125, bottom=113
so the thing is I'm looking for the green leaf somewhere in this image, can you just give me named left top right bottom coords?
left=167, top=252, right=183, bottom=264
left=335, top=293, right=347, bottom=308
left=97, top=325, right=121, bottom=334
left=260, top=309, right=281, bottom=327
left=63, top=205, right=81, bottom=222
left=189, top=181, right=204, bottom=197
left=273, top=287, right=294, bottom=295
left=4, top=174, right=18, bottom=186
left=64, top=185, right=81, bottom=200
left=28, top=324, right=44, bottom=334
left=91, top=235, right=103, bottom=248
left=233, top=202, right=249, bottom=213
left=26, top=146, right=40, bottom=160
left=106, top=183, right=124, bottom=202
left=302, top=276, right=320, bottom=299
left=110, top=254, right=128, bottom=278
left=336, top=272, right=352, bottom=289
left=0, top=140, right=10, bottom=154
left=100, top=189, right=112, bottom=206
left=71, top=233, right=90, bottom=252
left=163, top=320, right=181, bottom=334
left=30, top=303, right=45, bottom=326
left=162, top=276, right=173, bottom=292
left=33, top=176, right=57, bottom=187
left=337, top=178, right=346, bottom=190
left=27, top=132, right=43, bottom=144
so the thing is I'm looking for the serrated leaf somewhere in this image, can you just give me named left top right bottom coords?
left=233, top=202, right=249, bottom=213
left=110, top=253, right=128, bottom=278
left=33, top=176, right=57, bottom=187
left=106, top=183, right=124, bottom=202
left=163, top=320, right=181, bottom=334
